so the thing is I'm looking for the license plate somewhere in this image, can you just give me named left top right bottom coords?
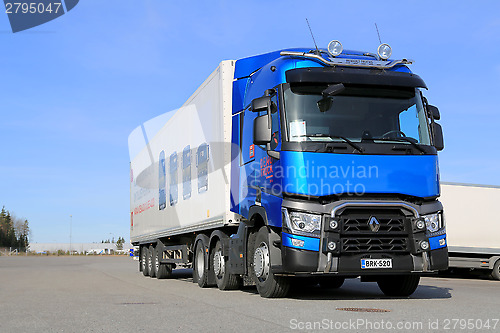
left=361, top=258, right=392, bottom=269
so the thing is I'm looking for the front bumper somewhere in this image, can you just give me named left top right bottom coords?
left=282, top=245, right=448, bottom=274
left=282, top=247, right=448, bottom=275
left=279, top=199, right=448, bottom=275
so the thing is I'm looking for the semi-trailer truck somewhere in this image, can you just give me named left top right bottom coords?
left=440, top=182, right=500, bottom=280
left=129, top=41, right=448, bottom=298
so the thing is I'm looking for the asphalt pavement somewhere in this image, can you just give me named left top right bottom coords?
left=0, top=256, right=499, bottom=332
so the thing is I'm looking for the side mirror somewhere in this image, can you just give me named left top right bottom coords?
left=251, top=96, right=271, bottom=113
left=432, top=122, right=444, bottom=151
left=428, top=105, right=440, bottom=120
left=253, top=115, right=271, bottom=145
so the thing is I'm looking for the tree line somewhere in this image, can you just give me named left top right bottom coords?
left=101, top=237, right=126, bottom=250
left=0, top=206, right=30, bottom=250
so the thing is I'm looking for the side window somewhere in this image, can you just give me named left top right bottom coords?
left=169, top=152, right=178, bottom=206
left=197, top=143, right=209, bottom=193
left=399, top=105, right=420, bottom=141
left=159, top=151, right=166, bottom=210
left=182, top=145, right=191, bottom=200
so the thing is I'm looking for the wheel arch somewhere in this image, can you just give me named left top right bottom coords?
left=209, top=230, right=231, bottom=258
left=248, top=205, right=269, bottom=229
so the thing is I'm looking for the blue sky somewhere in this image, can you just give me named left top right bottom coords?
left=1, top=1, right=499, bottom=243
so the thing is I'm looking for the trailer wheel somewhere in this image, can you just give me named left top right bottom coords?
left=194, top=240, right=210, bottom=288
left=212, top=240, right=241, bottom=290
left=147, top=246, right=156, bottom=278
left=491, top=260, right=500, bottom=281
left=377, top=275, right=420, bottom=297
left=149, top=245, right=158, bottom=278
left=318, top=276, right=345, bottom=289
left=141, top=246, right=149, bottom=276
left=251, top=227, right=290, bottom=298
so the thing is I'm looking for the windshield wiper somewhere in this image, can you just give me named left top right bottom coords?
left=300, top=134, right=363, bottom=153
left=374, top=137, right=426, bottom=154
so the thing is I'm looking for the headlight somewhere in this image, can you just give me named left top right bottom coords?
left=422, top=213, right=444, bottom=233
left=282, top=209, right=321, bottom=236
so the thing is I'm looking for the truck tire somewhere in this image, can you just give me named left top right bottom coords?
left=212, top=240, right=241, bottom=290
left=318, top=276, right=345, bottom=289
left=141, top=246, right=149, bottom=276
left=194, top=240, right=210, bottom=288
left=491, top=260, right=500, bottom=281
left=377, top=275, right=420, bottom=297
left=149, top=245, right=158, bottom=278
left=251, top=227, right=290, bottom=298
left=147, top=246, right=155, bottom=278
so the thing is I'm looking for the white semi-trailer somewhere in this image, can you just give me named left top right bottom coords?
left=440, top=183, right=500, bottom=280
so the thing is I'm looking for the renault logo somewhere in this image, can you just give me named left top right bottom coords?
left=368, top=216, right=380, bottom=232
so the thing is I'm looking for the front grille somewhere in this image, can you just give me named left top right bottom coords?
left=341, top=212, right=406, bottom=234
left=336, top=207, right=411, bottom=253
left=342, top=237, right=408, bottom=253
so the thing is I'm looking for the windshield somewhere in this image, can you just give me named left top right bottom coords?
left=283, top=85, right=431, bottom=145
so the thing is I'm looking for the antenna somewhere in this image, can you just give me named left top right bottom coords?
left=306, top=18, right=320, bottom=55
left=375, top=23, right=382, bottom=44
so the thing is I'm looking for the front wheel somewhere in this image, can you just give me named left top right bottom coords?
left=318, top=276, right=345, bottom=289
left=377, top=275, right=420, bottom=297
left=251, top=227, right=290, bottom=298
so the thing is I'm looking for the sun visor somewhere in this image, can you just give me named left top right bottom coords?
left=285, top=67, right=427, bottom=89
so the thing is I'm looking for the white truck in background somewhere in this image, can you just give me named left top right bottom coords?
left=440, top=182, right=500, bottom=280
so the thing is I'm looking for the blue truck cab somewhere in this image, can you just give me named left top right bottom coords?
left=228, top=42, right=447, bottom=297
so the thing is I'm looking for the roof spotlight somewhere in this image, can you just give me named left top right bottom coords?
left=377, top=43, right=392, bottom=60
left=327, top=40, right=343, bottom=57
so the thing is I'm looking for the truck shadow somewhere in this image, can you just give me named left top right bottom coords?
left=284, top=280, right=452, bottom=301
left=171, top=269, right=452, bottom=300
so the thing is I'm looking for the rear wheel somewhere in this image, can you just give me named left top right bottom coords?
left=141, top=246, right=149, bottom=276
left=377, top=275, right=420, bottom=297
left=147, top=246, right=156, bottom=278
left=491, top=259, right=500, bottom=281
left=212, top=240, right=241, bottom=290
left=150, top=245, right=158, bottom=278
left=251, top=227, right=290, bottom=298
left=194, top=240, right=210, bottom=288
